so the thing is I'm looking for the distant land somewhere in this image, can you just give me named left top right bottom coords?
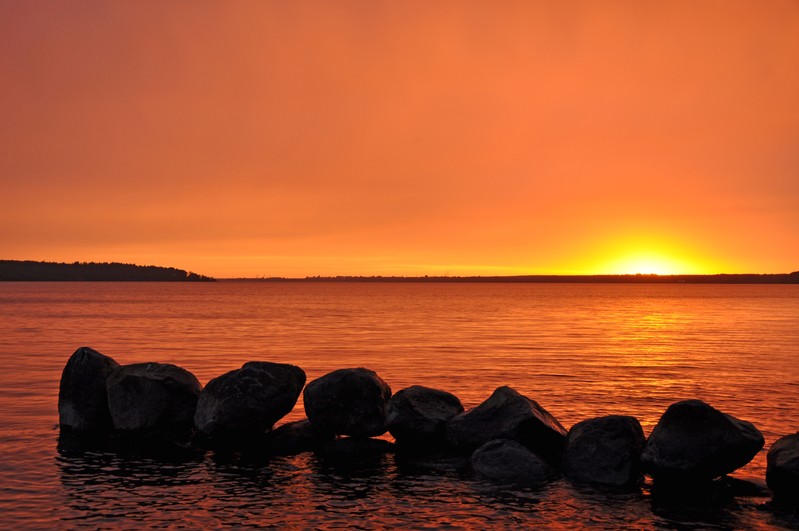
left=3, top=260, right=798, bottom=283
left=0, top=260, right=215, bottom=281
left=226, top=272, right=799, bottom=284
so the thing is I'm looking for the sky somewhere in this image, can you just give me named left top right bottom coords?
left=1, top=1, right=798, bottom=278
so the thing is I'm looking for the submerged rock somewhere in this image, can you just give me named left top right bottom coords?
left=317, top=436, right=395, bottom=458
left=386, top=385, right=463, bottom=448
left=767, top=432, right=799, bottom=505
left=106, top=362, right=201, bottom=437
left=194, top=361, right=306, bottom=443
left=263, top=419, right=334, bottom=456
left=395, top=451, right=471, bottom=474
left=445, top=386, right=567, bottom=462
left=562, top=415, right=646, bottom=487
left=304, top=368, right=392, bottom=437
left=641, top=399, right=764, bottom=483
left=471, top=439, right=558, bottom=485
left=58, top=346, right=120, bottom=432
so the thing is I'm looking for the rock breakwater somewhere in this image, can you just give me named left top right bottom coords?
left=57, top=346, right=796, bottom=508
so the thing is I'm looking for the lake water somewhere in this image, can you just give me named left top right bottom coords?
left=1, top=281, right=798, bottom=528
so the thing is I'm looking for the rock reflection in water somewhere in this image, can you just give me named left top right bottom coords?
left=57, top=448, right=203, bottom=526
left=55, top=443, right=799, bottom=529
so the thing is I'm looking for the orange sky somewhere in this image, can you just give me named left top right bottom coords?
left=1, top=1, right=798, bottom=277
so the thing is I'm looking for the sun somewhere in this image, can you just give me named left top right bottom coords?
left=607, top=253, right=685, bottom=275
left=590, top=236, right=709, bottom=275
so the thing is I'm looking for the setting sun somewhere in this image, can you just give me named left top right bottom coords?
left=587, top=234, right=717, bottom=275
left=601, top=253, right=690, bottom=276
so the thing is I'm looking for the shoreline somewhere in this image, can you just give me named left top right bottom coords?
left=221, top=273, right=799, bottom=284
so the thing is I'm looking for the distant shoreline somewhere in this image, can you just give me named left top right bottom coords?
left=222, top=273, right=799, bottom=284
left=0, top=260, right=215, bottom=282
left=3, top=260, right=797, bottom=283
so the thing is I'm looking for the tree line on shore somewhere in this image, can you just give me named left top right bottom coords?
left=0, top=260, right=214, bottom=281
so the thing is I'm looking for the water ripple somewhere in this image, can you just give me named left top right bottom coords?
left=0, top=282, right=798, bottom=528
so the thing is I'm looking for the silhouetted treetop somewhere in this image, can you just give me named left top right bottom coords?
left=0, top=260, right=215, bottom=281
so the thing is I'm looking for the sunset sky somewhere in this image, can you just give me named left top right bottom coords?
left=2, top=1, right=798, bottom=278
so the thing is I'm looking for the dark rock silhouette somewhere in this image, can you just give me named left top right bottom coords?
left=471, top=439, right=558, bottom=485
left=317, top=436, right=395, bottom=459
left=56, top=345, right=792, bottom=509
left=194, top=361, right=306, bottom=444
left=106, top=362, right=202, bottom=438
left=395, top=452, right=471, bottom=474
left=641, top=399, right=764, bottom=483
left=58, top=346, right=120, bottom=432
left=445, top=386, right=567, bottom=463
left=562, top=415, right=646, bottom=487
left=767, top=432, right=799, bottom=505
left=303, top=368, right=392, bottom=437
left=263, top=419, right=334, bottom=456
left=386, top=385, right=463, bottom=448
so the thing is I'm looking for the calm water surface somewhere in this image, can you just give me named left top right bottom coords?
left=1, top=282, right=798, bottom=528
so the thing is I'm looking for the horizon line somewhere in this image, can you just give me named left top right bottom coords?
left=218, top=272, right=799, bottom=284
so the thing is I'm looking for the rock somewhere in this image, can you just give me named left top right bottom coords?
left=318, top=437, right=395, bottom=458
left=562, top=415, right=646, bottom=487
left=767, top=432, right=799, bottom=505
left=650, top=476, right=738, bottom=506
left=194, top=361, right=306, bottom=443
left=304, top=368, right=392, bottom=437
left=58, top=346, right=120, bottom=432
left=106, top=362, right=202, bottom=436
left=724, top=476, right=771, bottom=498
left=386, top=385, right=463, bottom=448
left=641, top=399, right=764, bottom=483
left=395, top=452, right=471, bottom=474
left=471, top=439, right=558, bottom=485
left=649, top=475, right=768, bottom=507
left=445, top=386, right=567, bottom=462
left=263, top=419, right=334, bottom=456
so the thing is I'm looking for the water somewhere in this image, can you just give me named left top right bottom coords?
left=1, top=281, right=798, bottom=528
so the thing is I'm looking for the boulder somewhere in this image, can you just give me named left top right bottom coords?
left=471, top=439, right=558, bottom=485
left=304, top=368, right=392, bottom=437
left=395, top=452, right=471, bottom=474
left=386, top=385, right=463, bottom=448
left=318, top=437, right=395, bottom=459
left=766, top=432, right=799, bottom=504
left=194, top=361, right=306, bottom=442
left=641, top=399, right=764, bottom=482
left=445, top=386, right=567, bottom=462
left=562, top=415, right=646, bottom=487
left=106, top=362, right=202, bottom=436
left=58, top=346, right=120, bottom=431
left=263, top=419, right=334, bottom=456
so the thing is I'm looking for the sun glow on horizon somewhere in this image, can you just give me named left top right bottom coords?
left=589, top=236, right=717, bottom=276
left=601, top=253, right=689, bottom=275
